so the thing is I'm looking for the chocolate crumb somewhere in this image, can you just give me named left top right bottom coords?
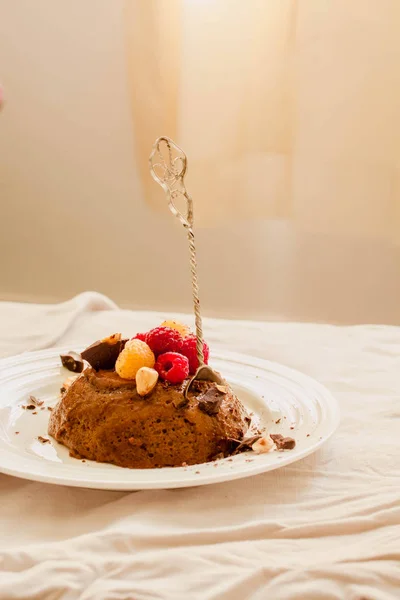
left=40, top=407, right=45, bottom=411
left=195, top=471, right=200, bottom=474
left=306, top=434, right=310, bottom=437
left=47, top=406, right=53, bottom=411
left=290, top=426, right=295, bottom=430
left=82, top=459, right=86, bottom=463
left=271, top=433, right=296, bottom=450
left=25, top=404, right=36, bottom=410
left=30, top=395, right=44, bottom=407
left=198, top=387, right=223, bottom=415
left=60, top=351, right=84, bottom=373
left=275, top=418, right=281, bottom=424
left=15, top=431, right=19, bottom=435
left=32, top=411, right=37, bottom=415
left=60, top=386, right=66, bottom=394
left=37, top=436, right=50, bottom=444
left=230, top=435, right=262, bottom=455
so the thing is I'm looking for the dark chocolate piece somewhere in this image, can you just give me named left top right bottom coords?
left=38, top=436, right=50, bottom=444
left=60, top=351, right=85, bottom=373
left=270, top=433, right=296, bottom=450
left=230, top=434, right=262, bottom=454
left=81, top=338, right=127, bottom=371
left=197, top=387, right=223, bottom=415
left=25, top=404, right=36, bottom=410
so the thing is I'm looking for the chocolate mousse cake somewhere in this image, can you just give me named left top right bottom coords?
left=49, top=323, right=257, bottom=468
left=49, top=367, right=250, bottom=468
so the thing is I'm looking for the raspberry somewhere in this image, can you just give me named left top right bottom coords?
left=161, top=320, right=191, bottom=338
left=146, top=326, right=183, bottom=356
left=155, top=352, right=189, bottom=384
left=180, top=334, right=210, bottom=374
left=132, top=332, right=147, bottom=342
left=115, top=339, right=155, bottom=380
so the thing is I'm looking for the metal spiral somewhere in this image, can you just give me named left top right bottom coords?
left=149, top=136, right=204, bottom=366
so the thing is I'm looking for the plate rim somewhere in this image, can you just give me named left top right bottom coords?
left=0, top=347, right=340, bottom=490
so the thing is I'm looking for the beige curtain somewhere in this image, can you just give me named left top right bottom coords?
left=125, top=0, right=400, bottom=241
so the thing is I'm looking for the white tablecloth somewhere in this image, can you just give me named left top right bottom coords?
left=0, top=293, right=399, bottom=600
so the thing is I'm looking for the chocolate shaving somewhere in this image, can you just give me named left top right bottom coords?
left=38, top=436, right=50, bottom=444
left=230, top=434, right=263, bottom=454
left=275, top=418, right=281, bottom=424
left=81, top=337, right=127, bottom=370
left=29, top=395, right=43, bottom=407
left=197, top=387, right=223, bottom=415
left=47, top=406, right=53, bottom=411
left=60, top=351, right=85, bottom=373
left=24, top=404, right=36, bottom=410
left=270, top=433, right=296, bottom=450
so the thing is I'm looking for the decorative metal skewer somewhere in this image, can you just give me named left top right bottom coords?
left=149, top=136, right=223, bottom=397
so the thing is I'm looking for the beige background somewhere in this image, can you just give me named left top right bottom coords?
left=1, top=0, right=399, bottom=324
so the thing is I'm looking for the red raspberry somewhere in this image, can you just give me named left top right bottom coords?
left=132, top=333, right=147, bottom=342
left=155, top=352, right=189, bottom=384
left=146, top=326, right=183, bottom=356
left=180, top=334, right=209, bottom=374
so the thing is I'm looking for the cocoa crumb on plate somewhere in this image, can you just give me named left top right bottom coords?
left=29, top=395, right=44, bottom=407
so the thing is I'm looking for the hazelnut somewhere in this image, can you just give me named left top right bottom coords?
left=251, top=435, right=275, bottom=454
left=215, top=384, right=228, bottom=394
left=136, top=367, right=159, bottom=396
left=101, top=333, right=122, bottom=345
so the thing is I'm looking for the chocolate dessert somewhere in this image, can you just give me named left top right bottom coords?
left=49, top=368, right=249, bottom=468
left=49, top=324, right=295, bottom=468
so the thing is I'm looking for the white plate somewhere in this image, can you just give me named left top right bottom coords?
left=0, top=348, right=339, bottom=490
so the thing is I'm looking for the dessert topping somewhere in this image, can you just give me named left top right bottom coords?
left=136, top=367, right=159, bottom=396
left=230, top=435, right=263, bottom=454
left=101, top=333, right=122, bottom=345
left=116, top=339, right=155, bottom=380
left=215, top=385, right=228, bottom=394
left=197, top=386, right=223, bottom=415
left=146, top=327, right=183, bottom=356
left=161, top=320, right=191, bottom=338
left=37, top=436, right=50, bottom=444
left=60, top=351, right=85, bottom=373
left=180, top=334, right=210, bottom=374
left=155, top=352, right=189, bottom=384
left=132, top=333, right=147, bottom=342
left=81, top=336, right=127, bottom=371
left=270, top=434, right=296, bottom=450
left=251, top=435, right=275, bottom=454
